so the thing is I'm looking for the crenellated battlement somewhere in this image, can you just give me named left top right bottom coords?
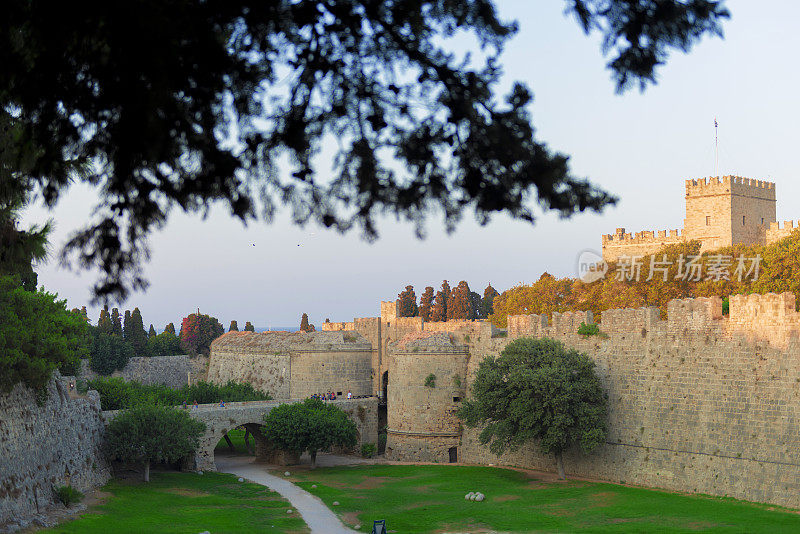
left=766, top=219, right=800, bottom=243
left=727, top=292, right=800, bottom=347
left=685, top=175, right=776, bottom=202
left=601, top=227, right=683, bottom=245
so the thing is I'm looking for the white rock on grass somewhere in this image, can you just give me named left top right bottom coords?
left=475, top=493, right=485, bottom=502
left=464, top=492, right=474, bottom=500
left=333, top=501, right=340, bottom=506
left=312, top=484, right=317, bottom=488
left=284, top=471, right=291, bottom=476
left=287, top=509, right=293, bottom=514
left=197, top=471, right=203, bottom=475
left=238, top=477, right=244, bottom=482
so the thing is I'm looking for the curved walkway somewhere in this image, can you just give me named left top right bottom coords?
left=216, top=455, right=358, bottom=534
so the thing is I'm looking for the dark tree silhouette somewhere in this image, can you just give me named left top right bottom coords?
left=229, top=320, right=239, bottom=332
left=243, top=321, right=255, bottom=332
left=300, top=313, right=311, bottom=333
left=164, top=322, right=176, bottom=336
left=123, top=310, right=132, bottom=340
left=97, top=306, right=113, bottom=335
left=482, top=284, right=500, bottom=318
left=111, top=308, right=123, bottom=337
left=448, top=281, right=474, bottom=320
left=397, top=285, right=419, bottom=317
left=431, top=281, right=451, bottom=322
left=418, top=286, right=435, bottom=322
left=128, top=308, right=148, bottom=356
left=0, top=1, right=728, bottom=301
left=148, top=324, right=157, bottom=339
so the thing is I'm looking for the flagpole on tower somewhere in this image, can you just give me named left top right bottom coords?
left=714, top=117, right=719, bottom=178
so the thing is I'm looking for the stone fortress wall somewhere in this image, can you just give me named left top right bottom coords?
left=460, top=292, right=800, bottom=509
left=78, top=355, right=208, bottom=389
left=0, top=373, right=111, bottom=528
left=602, top=176, right=780, bottom=262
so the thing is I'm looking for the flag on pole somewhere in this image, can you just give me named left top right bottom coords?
left=714, top=118, right=718, bottom=128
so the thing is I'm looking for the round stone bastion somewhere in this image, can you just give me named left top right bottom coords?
left=385, top=332, right=469, bottom=463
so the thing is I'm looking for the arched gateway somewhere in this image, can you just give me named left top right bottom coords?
left=102, top=397, right=378, bottom=472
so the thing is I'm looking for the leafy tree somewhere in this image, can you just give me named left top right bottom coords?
left=179, top=313, right=224, bottom=356
left=229, top=320, right=239, bottom=332
left=300, top=313, right=312, bottom=332
left=148, top=324, right=157, bottom=339
left=418, top=286, right=435, bottom=322
left=0, top=276, right=90, bottom=393
left=431, top=280, right=451, bottom=322
left=111, top=308, right=123, bottom=337
left=105, top=405, right=205, bottom=482
left=458, top=338, right=607, bottom=479
left=80, top=306, right=88, bottom=319
left=262, top=398, right=358, bottom=469
left=164, top=322, right=176, bottom=336
left=243, top=321, right=255, bottom=332
left=97, top=306, right=113, bottom=335
left=482, top=284, right=500, bottom=317
left=0, top=1, right=728, bottom=301
left=146, top=331, right=183, bottom=357
left=89, top=332, right=134, bottom=375
left=397, top=285, right=418, bottom=317
left=128, top=308, right=149, bottom=357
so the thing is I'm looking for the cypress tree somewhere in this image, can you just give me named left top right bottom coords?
left=418, top=286, right=435, bottom=321
left=470, top=291, right=484, bottom=319
left=431, top=281, right=450, bottom=322
left=164, top=322, right=176, bottom=336
left=123, top=309, right=132, bottom=340
left=229, top=320, right=239, bottom=332
left=300, top=313, right=311, bottom=332
left=111, top=307, right=123, bottom=336
left=448, top=280, right=473, bottom=320
left=98, top=306, right=113, bottom=334
left=244, top=321, right=255, bottom=332
left=80, top=306, right=88, bottom=319
left=148, top=324, right=157, bottom=339
left=129, top=307, right=148, bottom=356
left=482, top=284, right=500, bottom=318
left=397, top=285, right=418, bottom=317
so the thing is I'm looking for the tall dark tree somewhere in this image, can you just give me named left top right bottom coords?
left=418, top=286, right=435, bottom=322
left=300, top=313, right=311, bottom=333
left=397, top=286, right=418, bottom=318
left=470, top=291, right=485, bottom=320
left=448, top=281, right=474, bottom=320
left=128, top=308, right=148, bottom=356
left=164, top=322, right=176, bottom=336
left=97, top=306, right=113, bottom=335
left=80, top=306, right=88, bottom=319
left=111, top=307, right=123, bottom=337
left=148, top=324, right=157, bottom=339
left=0, top=182, right=50, bottom=292
left=229, top=320, right=239, bottom=332
left=482, top=284, right=500, bottom=318
left=0, top=1, right=728, bottom=302
left=179, top=313, right=224, bottom=356
left=243, top=321, right=255, bottom=332
left=431, top=281, right=451, bottom=322
left=123, top=310, right=132, bottom=340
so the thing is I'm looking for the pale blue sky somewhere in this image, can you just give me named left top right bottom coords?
left=21, top=0, right=800, bottom=330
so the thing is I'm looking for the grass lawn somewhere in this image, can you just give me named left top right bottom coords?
left=46, top=471, right=307, bottom=534
left=216, top=427, right=253, bottom=455
left=288, top=464, right=800, bottom=533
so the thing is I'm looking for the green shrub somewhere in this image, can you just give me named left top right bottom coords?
left=577, top=322, right=601, bottom=337
left=146, top=331, right=182, bottom=356
left=54, top=485, right=84, bottom=506
left=424, top=373, right=436, bottom=388
left=87, top=377, right=270, bottom=410
left=360, top=443, right=377, bottom=458
left=378, top=431, right=387, bottom=451
left=722, top=297, right=730, bottom=315
left=90, top=332, right=134, bottom=375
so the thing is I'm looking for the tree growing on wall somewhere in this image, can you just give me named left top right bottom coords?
left=147, top=330, right=182, bottom=357
left=243, top=321, right=255, bottom=332
left=105, top=405, right=205, bottom=482
left=89, top=331, right=134, bottom=375
left=179, top=313, right=224, bottom=356
left=0, top=275, right=90, bottom=393
left=397, top=285, right=418, bottom=318
left=458, top=337, right=607, bottom=479
left=262, top=398, right=358, bottom=469
left=418, top=286, right=435, bottom=322
left=229, top=320, right=239, bottom=332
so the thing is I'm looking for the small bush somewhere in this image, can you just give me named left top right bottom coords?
left=577, top=322, right=600, bottom=337
left=54, top=485, right=84, bottom=507
left=722, top=297, right=730, bottom=315
left=424, top=373, right=436, bottom=388
left=360, top=443, right=377, bottom=458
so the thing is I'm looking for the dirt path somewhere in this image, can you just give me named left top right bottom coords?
left=216, top=455, right=358, bottom=534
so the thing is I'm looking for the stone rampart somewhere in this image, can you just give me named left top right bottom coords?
left=79, top=355, right=208, bottom=388
left=766, top=220, right=800, bottom=243
left=601, top=227, right=684, bottom=262
left=0, top=374, right=111, bottom=529
left=465, top=295, right=800, bottom=508
left=727, top=292, right=800, bottom=348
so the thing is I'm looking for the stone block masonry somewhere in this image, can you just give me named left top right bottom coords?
left=462, top=294, right=800, bottom=509
left=0, top=373, right=111, bottom=528
left=79, top=355, right=209, bottom=388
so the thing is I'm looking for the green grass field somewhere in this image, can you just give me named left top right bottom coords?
left=46, top=471, right=307, bottom=534
left=288, top=464, right=800, bottom=533
left=215, top=427, right=253, bottom=455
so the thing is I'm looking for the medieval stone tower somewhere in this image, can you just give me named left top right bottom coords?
left=602, top=176, right=777, bottom=261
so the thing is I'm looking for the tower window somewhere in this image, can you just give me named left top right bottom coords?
left=761, top=218, right=765, bottom=225
left=706, top=216, right=711, bottom=226
left=743, top=215, right=746, bottom=226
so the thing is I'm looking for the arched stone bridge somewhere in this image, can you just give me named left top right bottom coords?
left=103, top=397, right=378, bottom=471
